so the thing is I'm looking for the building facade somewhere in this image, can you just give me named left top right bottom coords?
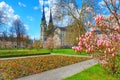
left=40, top=5, right=66, bottom=48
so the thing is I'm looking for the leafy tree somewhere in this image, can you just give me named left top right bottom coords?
left=9, top=26, right=16, bottom=46
left=0, top=11, right=6, bottom=33
left=52, top=0, right=101, bottom=45
left=72, top=0, right=120, bottom=78
left=32, top=40, right=41, bottom=50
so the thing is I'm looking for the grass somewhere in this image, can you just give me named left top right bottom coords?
left=0, top=48, right=87, bottom=58
left=0, top=55, right=90, bottom=80
left=0, top=49, right=50, bottom=58
left=52, top=49, right=87, bottom=56
left=63, top=64, right=117, bottom=80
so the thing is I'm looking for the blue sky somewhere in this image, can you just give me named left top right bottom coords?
left=0, top=0, right=42, bottom=39
left=0, top=0, right=103, bottom=40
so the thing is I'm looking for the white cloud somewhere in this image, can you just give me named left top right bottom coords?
left=24, top=24, right=29, bottom=30
left=39, top=0, right=43, bottom=8
left=13, top=15, right=20, bottom=20
left=99, top=1, right=106, bottom=8
left=39, top=0, right=57, bottom=24
left=99, top=0, right=119, bottom=8
left=39, top=0, right=54, bottom=10
left=33, top=6, right=39, bottom=10
left=44, top=7, right=50, bottom=24
left=18, top=2, right=26, bottom=7
left=27, top=16, right=34, bottom=21
left=68, top=3, right=75, bottom=9
left=39, top=0, right=70, bottom=26
left=0, top=1, right=20, bottom=26
left=52, top=2, right=78, bottom=26
left=68, top=3, right=80, bottom=18
left=30, top=34, right=40, bottom=40
left=39, top=0, right=51, bottom=7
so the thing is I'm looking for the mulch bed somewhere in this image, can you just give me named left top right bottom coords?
left=0, top=55, right=90, bottom=80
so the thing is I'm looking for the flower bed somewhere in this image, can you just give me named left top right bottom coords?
left=0, top=55, right=90, bottom=80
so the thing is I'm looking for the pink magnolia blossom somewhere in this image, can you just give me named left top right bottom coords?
left=85, top=7, right=92, bottom=12
left=72, top=1, right=120, bottom=75
left=112, top=53, right=115, bottom=57
left=94, top=14, right=104, bottom=21
left=113, top=35, right=119, bottom=41
left=101, top=60, right=108, bottom=65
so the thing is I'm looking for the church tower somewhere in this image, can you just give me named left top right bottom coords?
left=47, top=8, right=54, bottom=36
left=40, top=4, right=47, bottom=42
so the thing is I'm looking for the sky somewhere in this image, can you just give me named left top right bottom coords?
left=0, top=0, right=70, bottom=40
left=0, top=0, right=103, bottom=40
left=0, top=0, right=43, bottom=40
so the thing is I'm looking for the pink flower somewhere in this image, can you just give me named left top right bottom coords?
left=85, top=50, right=89, bottom=53
left=112, top=0, right=116, bottom=3
left=113, top=35, right=119, bottom=41
left=72, top=47, right=76, bottom=50
left=94, top=14, right=103, bottom=21
left=78, top=42, right=82, bottom=46
left=91, top=27, right=95, bottom=32
left=85, top=32, right=90, bottom=36
left=97, top=40, right=103, bottom=47
left=112, top=53, right=115, bottom=57
left=101, top=60, right=108, bottom=65
left=84, top=23, right=87, bottom=26
left=111, top=11, right=116, bottom=15
left=85, top=7, right=92, bottom=12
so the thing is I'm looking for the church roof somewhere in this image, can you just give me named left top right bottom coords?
left=55, top=27, right=66, bottom=31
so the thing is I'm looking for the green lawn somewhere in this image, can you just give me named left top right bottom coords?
left=0, top=48, right=87, bottom=58
left=52, top=49, right=87, bottom=56
left=0, top=49, right=50, bottom=58
left=63, top=64, right=117, bottom=80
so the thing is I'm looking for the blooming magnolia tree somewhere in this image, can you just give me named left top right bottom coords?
left=72, top=0, right=120, bottom=77
left=43, top=36, right=54, bottom=52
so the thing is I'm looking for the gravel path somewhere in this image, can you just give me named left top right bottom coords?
left=15, top=59, right=98, bottom=80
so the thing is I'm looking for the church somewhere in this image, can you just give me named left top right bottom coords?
left=40, top=5, right=67, bottom=48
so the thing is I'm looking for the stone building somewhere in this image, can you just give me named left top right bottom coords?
left=40, top=5, right=67, bottom=48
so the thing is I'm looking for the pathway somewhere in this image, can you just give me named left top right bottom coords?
left=15, top=59, right=98, bottom=80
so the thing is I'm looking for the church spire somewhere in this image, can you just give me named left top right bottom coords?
left=40, top=2, right=47, bottom=42
left=47, top=7, right=54, bottom=36
left=49, top=8, right=53, bottom=23
left=42, top=4, right=46, bottom=21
